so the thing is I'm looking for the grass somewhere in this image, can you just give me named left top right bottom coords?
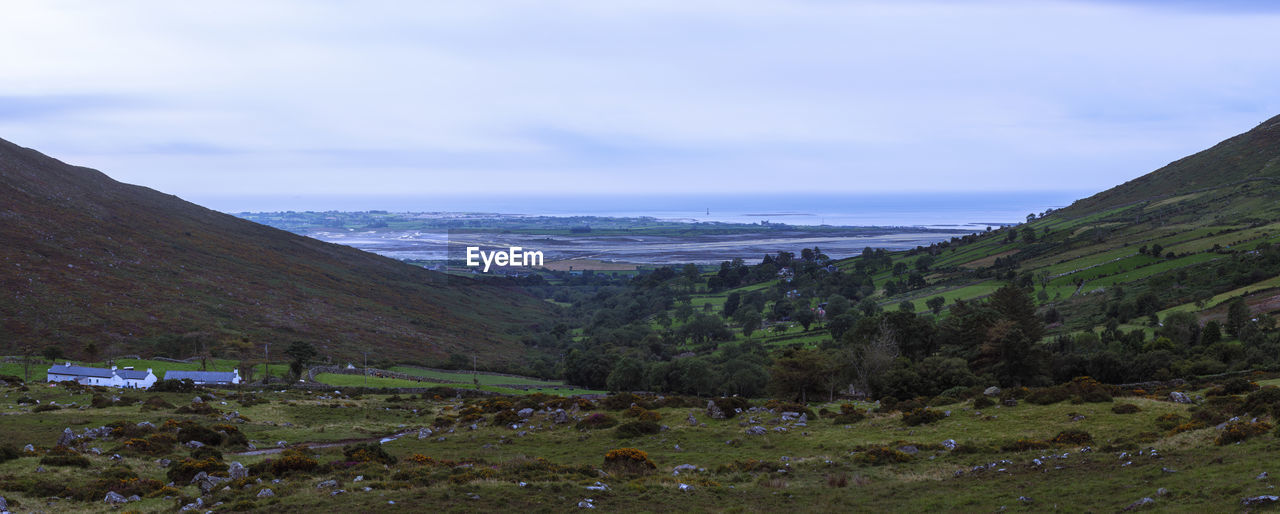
left=1, top=380, right=1277, bottom=512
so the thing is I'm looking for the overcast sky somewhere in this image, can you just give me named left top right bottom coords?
left=2, top=1, right=1278, bottom=210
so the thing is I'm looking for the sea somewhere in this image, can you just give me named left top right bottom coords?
left=213, top=191, right=1088, bottom=265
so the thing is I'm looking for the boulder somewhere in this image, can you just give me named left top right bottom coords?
left=257, top=488, right=274, bottom=498
left=898, top=445, right=919, bottom=455
left=417, top=428, right=433, bottom=440
left=517, top=408, right=534, bottom=418
left=1243, top=496, right=1280, bottom=506
left=983, top=386, right=1001, bottom=397
left=228, top=461, right=248, bottom=480
left=57, top=428, right=76, bottom=447
left=317, top=479, right=339, bottom=489
left=745, top=426, right=767, bottom=436
left=1169, top=391, right=1192, bottom=404
left=942, top=439, right=957, bottom=450
left=137, top=421, right=155, bottom=429
left=22, top=444, right=34, bottom=453
left=192, top=396, right=203, bottom=404
left=184, top=440, right=205, bottom=449
left=707, top=400, right=726, bottom=420
left=687, top=412, right=699, bottom=426
left=553, top=409, right=570, bottom=424
left=103, top=491, right=128, bottom=504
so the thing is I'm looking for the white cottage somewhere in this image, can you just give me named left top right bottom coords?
left=164, top=369, right=241, bottom=385
left=46, top=363, right=157, bottom=389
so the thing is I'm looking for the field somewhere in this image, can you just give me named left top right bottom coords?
left=2, top=376, right=1279, bottom=512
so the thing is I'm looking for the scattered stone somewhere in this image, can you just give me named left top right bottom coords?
left=184, top=440, right=204, bottom=449
left=331, top=489, right=346, bottom=496
left=745, top=426, right=767, bottom=436
left=1157, top=488, right=1168, bottom=496
left=1123, top=497, right=1155, bottom=511
left=517, top=408, right=534, bottom=418
left=983, top=386, right=1001, bottom=396
left=191, top=396, right=203, bottom=404
left=942, top=439, right=957, bottom=451
left=1169, top=392, right=1192, bottom=404
left=553, top=409, right=570, bottom=424
left=156, top=458, right=171, bottom=467
left=103, top=491, right=128, bottom=504
left=57, top=428, right=76, bottom=447
left=672, top=464, right=701, bottom=475
left=1003, top=399, right=1018, bottom=407
left=257, top=489, right=274, bottom=498
left=1242, top=495, right=1280, bottom=506
left=585, top=481, right=609, bottom=491
left=578, top=498, right=595, bottom=508
left=35, top=466, right=45, bottom=473
left=354, top=475, right=364, bottom=482
left=466, top=493, right=479, bottom=500
left=1071, top=414, right=1086, bottom=422
left=898, top=445, right=919, bottom=455
left=781, top=411, right=800, bottom=421
left=22, top=444, right=34, bottom=453
left=109, top=454, right=122, bottom=461
left=1018, top=496, right=1033, bottom=504
left=707, top=400, right=726, bottom=420
left=317, top=480, right=339, bottom=489
left=137, top=421, right=155, bottom=429
left=276, top=440, right=288, bottom=448
left=679, top=483, right=694, bottom=491
left=228, top=461, right=247, bottom=480
left=1161, top=467, right=1176, bottom=473
left=1259, top=472, right=1270, bottom=480
left=687, top=412, right=699, bottom=426
left=89, top=447, right=102, bottom=455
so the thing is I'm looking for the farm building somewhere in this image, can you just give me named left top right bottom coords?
left=46, top=363, right=157, bottom=389
left=164, top=369, right=241, bottom=385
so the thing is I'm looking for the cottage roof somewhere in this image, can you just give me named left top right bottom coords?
left=116, top=369, right=152, bottom=380
left=48, top=363, right=114, bottom=378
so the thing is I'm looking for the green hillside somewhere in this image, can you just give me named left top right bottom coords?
left=0, top=137, right=554, bottom=368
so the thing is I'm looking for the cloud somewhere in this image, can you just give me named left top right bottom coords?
left=0, top=1, right=1277, bottom=205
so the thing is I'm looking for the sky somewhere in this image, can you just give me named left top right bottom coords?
left=1, top=1, right=1279, bottom=211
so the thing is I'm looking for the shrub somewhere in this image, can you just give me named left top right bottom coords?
left=1220, top=378, right=1259, bottom=395
left=1168, top=421, right=1208, bottom=435
left=32, top=404, right=60, bottom=413
left=713, top=397, right=752, bottom=418
left=1052, top=430, right=1093, bottom=445
left=851, top=446, right=912, bottom=465
left=1243, top=387, right=1280, bottom=416
left=431, top=416, right=455, bottom=428
left=875, top=396, right=898, bottom=413
left=615, top=421, right=661, bottom=438
left=176, top=402, right=217, bottom=415
left=151, top=379, right=197, bottom=393
left=167, top=457, right=227, bottom=483
left=901, top=408, right=946, bottom=426
left=1064, top=376, right=1112, bottom=403
left=141, top=396, right=175, bottom=411
left=343, top=443, right=397, bottom=465
left=251, top=449, right=319, bottom=477
left=1191, top=396, right=1245, bottom=426
left=0, top=444, right=20, bottom=463
left=1111, top=403, right=1141, bottom=414
left=1154, top=413, right=1186, bottom=431
left=602, top=448, right=656, bottom=474
left=833, top=406, right=866, bottom=425
left=600, top=393, right=651, bottom=411
left=576, top=413, right=619, bottom=430
left=177, top=425, right=223, bottom=446
left=492, top=409, right=521, bottom=426
left=1216, top=420, right=1272, bottom=445
left=972, top=396, right=995, bottom=409
left=1001, top=439, right=1050, bottom=452
left=1026, top=387, right=1071, bottom=405
left=39, top=446, right=90, bottom=468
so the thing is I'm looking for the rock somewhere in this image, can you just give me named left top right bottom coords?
left=1157, top=488, right=1168, bottom=496
left=745, top=426, right=767, bottom=435
left=276, top=440, right=288, bottom=448
left=672, top=464, right=700, bottom=475
left=1243, top=495, right=1280, bottom=506
left=1123, top=497, right=1155, bottom=511
left=585, top=481, right=610, bottom=491
left=127, top=495, right=141, bottom=502
left=678, top=483, right=693, bottom=491
left=0, top=496, right=6, bottom=512
left=773, top=426, right=788, bottom=432
left=707, top=400, right=726, bottom=420
left=192, top=396, right=203, bottom=404
left=103, top=491, right=128, bottom=504
left=1071, top=414, right=1086, bottom=422
left=553, top=409, right=570, bottom=424
left=942, top=439, right=957, bottom=450
left=228, top=461, right=247, bottom=479
left=89, top=447, right=102, bottom=455
left=1018, top=496, right=1033, bottom=503
left=417, top=428, right=433, bottom=439
left=983, top=386, right=1001, bottom=396
left=317, top=479, right=339, bottom=489
left=57, top=428, right=76, bottom=447
left=257, top=488, right=274, bottom=498
left=156, top=458, right=171, bottom=467
left=1169, top=391, right=1192, bottom=404
left=110, top=454, right=122, bottom=460
left=898, top=445, right=919, bottom=455
left=22, top=444, right=34, bottom=452
left=687, top=413, right=699, bottom=426
left=331, top=489, right=346, bottom=496
left=1161, top=467, right=1176, bottom=473
left=517, top=408, right=534, bottom=418
left=184, top=440, right=204, bottom=449
left=578, top=499, right=595, bottom=508
left=35, top=466, right=45, bottom=473
left=137, top=421, right=155, bottom=429
left=1259, top=472, right=1270, bottom=480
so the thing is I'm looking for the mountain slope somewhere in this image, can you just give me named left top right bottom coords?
left=0, top=137, right=553, bottom=367
left=1062, top=114, right=1280, bottom=217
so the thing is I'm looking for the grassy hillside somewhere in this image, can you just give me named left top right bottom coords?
left=0, top=137, right=554, bottom=368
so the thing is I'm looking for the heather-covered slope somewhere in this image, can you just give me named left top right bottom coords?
left=0, top=138, right=552, bottom=366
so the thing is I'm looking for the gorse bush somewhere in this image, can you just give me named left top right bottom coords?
left=615, top=420, right=661, bottom=438
left=343, top=443, right=397, bottom=465
left=901, top=407, right=945, bottom=426
left=1052, top=430, right=1093, bottom=445
left=603, top=448, right=655, bottom=474
left=576, top=413, right=619, bottom=430
left=852, top=446, right=912, bottom=466
left=1216, top=420, right=1271, bottom=445
left=1111, top=403, right=1141, bottom=414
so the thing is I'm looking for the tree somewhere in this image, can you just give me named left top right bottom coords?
left=723, top=292, right=741, bottom=318
left=285, top=341, right=318, bottom=380
left=914, top=255, right=935, bottom=272
left=826, top=295, right=850, bottom=318
left=740, top=308, right=762, bottom=338
left=1226, top=298, right=1250, bottom=338
left=768, top=347, right=831, bottom=403
left=847, top=320, right=900, bottom=397
left=83, top=342, right=100, bottom=363
left=605, top=358, right=646, bottom=392
left=42, top=345, right=64, bottom=362
left=926, top=296, right=946, bottom=315
left=794, top=306, right=817, bottom=331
